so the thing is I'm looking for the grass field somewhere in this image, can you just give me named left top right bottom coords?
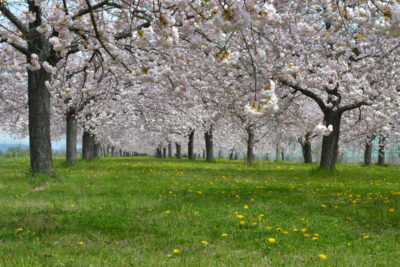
left=0, top=157, right=399, bottom=266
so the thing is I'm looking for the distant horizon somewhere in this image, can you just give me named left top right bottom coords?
left=0, top=134, right=69, bottom=151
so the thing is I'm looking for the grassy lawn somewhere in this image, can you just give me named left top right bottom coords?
left=0, top=156, right=399, bottom=266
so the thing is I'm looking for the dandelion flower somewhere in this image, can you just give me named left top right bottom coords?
left=239, top=221, right=246, bottom=225
left=363, top=235, right=370, bottom=239
left=243, top=205, right=249, bottom=209
left=221, top=233, right=228, bottom=237
left=318, top=254, right=328, bottom=260
left=172, top=249, right=180, bottom=254
left=389, top=208, right=395, bottom=212
left=268, top=237, right=276, bottom=243
left=201, top=240, right=208, bottom=245
left=76, top=241, right=84, bottom=246
left=165, top=210, right=171, bottom=214
left=236, top=214, right=244, bottom=219
left=16, top=227, right=24, bottom=232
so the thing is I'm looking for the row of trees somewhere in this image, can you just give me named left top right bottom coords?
left=1, top=0, right=400, bottom=173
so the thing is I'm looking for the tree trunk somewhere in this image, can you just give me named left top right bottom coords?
left=175, top=142, right=181, bottom=159
left=229, top=149, right=234, bottom=160
left=162, top=147, right=167, bottom=158
left=204, top=127, right=214, bottom=161
left=281, top=152, right=285, bottom=161
left=300, top=133, right=313, bottom=164
left=275, top=146, right=280, bottom=162
left=156, top=145, right=162, bottom=158
left=168, top=142, right=172, bottom=157
left=27, top=67, right=53, bottom=173
left=364, top=137, right=374, bottom=166
left=94, top=142, right=101, bottom=158
left=246, top=125, right=255, bottom=165
left=319, top=111, right=342, bottom=170
left=82, top=131, right=96, bottom=160
left=378, top=136, right=385, bottom=166
left=27, top=2, right=53, bottom=174
left=188, top=129, right=195, bottom=160
left=66, top=113, right=78, bottom=165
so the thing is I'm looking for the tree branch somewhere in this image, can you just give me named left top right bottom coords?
left=280, top=79, right=326, bottom=111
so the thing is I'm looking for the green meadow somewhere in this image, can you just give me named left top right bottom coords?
left=0, top=157, right=399, bottom=266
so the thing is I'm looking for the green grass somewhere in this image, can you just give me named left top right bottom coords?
left=0, top=157, right=399, bottom=266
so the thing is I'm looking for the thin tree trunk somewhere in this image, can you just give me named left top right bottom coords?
left=364, top=136, right=375, bottom=166
left=205, top=127, right=214, bottom=161
left=188, top=129, right=195, bottom=160
left=162, top=147, right=167, bottom=158
left=246, top=125, right=255, bottom=165
left=156, top=145, right=162, bottom=158
left=320, top=111, right=342, bottom=170
left=82, top=131, right=96, bottom=160
left=66, top=113, right=78, bottom=165
left=168, top=142, right=172, bottom=157
left=275, top=146, right=280, bottom=162
left=378, top=136, right=385, bottom=166
left=300, top=133, right=313, bottom=164
left=175, top=142, right=181, bottom=159
left=94, top=142, right=101, bottom=158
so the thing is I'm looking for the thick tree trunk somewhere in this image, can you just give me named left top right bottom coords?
left=378, top=136, right=385, bottom=166
left=364, top=137, right=374, bottom=166
left=27, top=1, right=53, bottom=174
left=319, top=111, right=342, bottom=170
left=204, top=127, right=214, bottom=161
left=246, top=125, right=255, bottom=165
left=188, top=129, right=195, bottom=160
left=66, top=113, right=78, bottom=165
left=162, top=147, right=167, bottom=158
left=175, top=142, right=181, bottom=159
left=168, top=142, right=172, bottom=157
left=82, top=131, right=96, bottom=160
left=28, top=68, right=53, bottom=173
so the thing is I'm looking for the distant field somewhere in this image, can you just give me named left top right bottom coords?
left=0, top=157, right=399, bottom=266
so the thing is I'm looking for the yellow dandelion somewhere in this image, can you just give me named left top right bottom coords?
left=236, top=214, right=244, bottom=219
left=304, top=234, right=310, bottom=237
left=389, top=208, right=395, bottom=212
left=76, top=241, right=84, bottom=246
left=16, top=227, right=24, bottom=232
left=243, top=205, right=249, bottom=209
left=201, top=240, right=208, bottom=245
left=239, top=221, right=246, bottom=225
left=293, top=228, right=299, bottom=232
left=363, top=235, right=370, bottom=239
left=268, top=237, right=276, bottom=243
left=318, top=254, right=328, bottom=260
left=312, top=237, right=318, bottom=240
left=165, top=210, right=171, bottom=214
left=221, top=233, right=228, bottom=237
left=172, top=249, right=181, bottom=254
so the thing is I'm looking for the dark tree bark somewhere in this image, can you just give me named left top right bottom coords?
left=229, top=148, right=234, bottom=160
left=281, top=152, right=285, bottom=161
left=28, top=68, right=53, bottom=173
left=274, top=146, right=280, bottom=162
left=156, top=145, right=162, bottom=158
left=26, top=3, right=53, bottom=174
left=111, top=146, right=115, bottom=156
left=299, top=133, right=313, bottom=164
left=234, top=152, right=238, bottom=160
left=175, top=142, right=181, bottom=159
left=319, top=111, right=342, bottom=170
left=364, top=136, right=375, bottom=166
left=246, top=125, right=255, bottom=165
left=162, top=147, right=167, bottom=158
left=82, top=131, right=96, bottom=160
left=204, top=127, right=214, bottom=161
left=168, top=142, right=172, bottom=157
left=188, top=129, right=195, bottom=160
left=94, top=142, right=101, bottom=158
left=66, top=113, right=78, bottom=165
left=378, top=136, right=386, bottom=166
